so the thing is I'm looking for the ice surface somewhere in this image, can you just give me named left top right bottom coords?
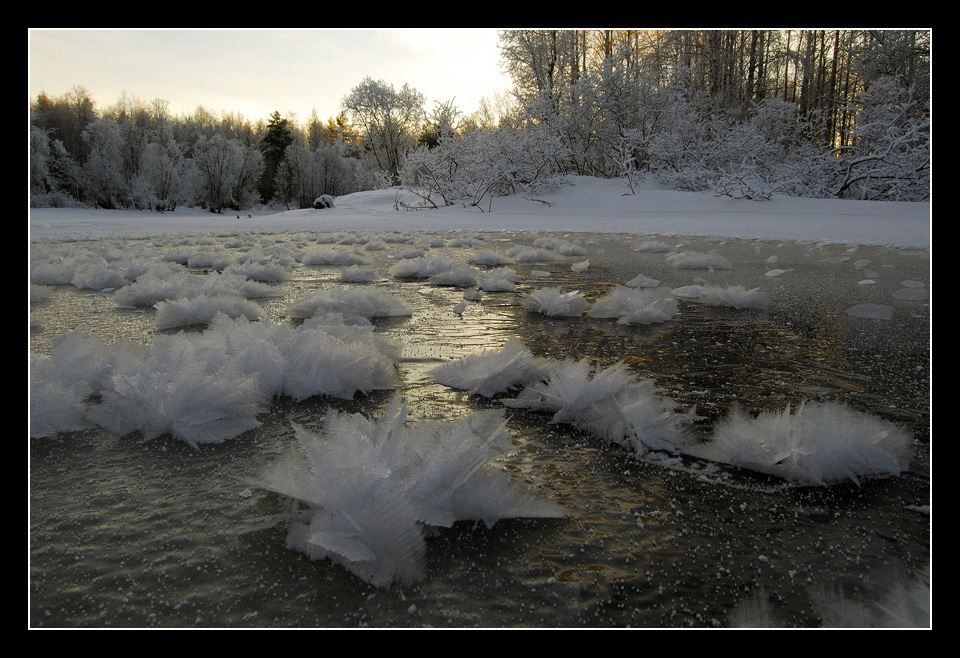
left=666, top=250, right=733, bottom=270
left=696, top=285, right=770, bottom=310
left=846, top=303, right=894, bottom=320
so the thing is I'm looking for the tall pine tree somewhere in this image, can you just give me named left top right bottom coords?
left=259, top=111, right=293, bottom=203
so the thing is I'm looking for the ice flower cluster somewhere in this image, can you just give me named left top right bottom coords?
left=31, top=314, right=401, bottom=448
left=258, top=395, right=569, bottom=589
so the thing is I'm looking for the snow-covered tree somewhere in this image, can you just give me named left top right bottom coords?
left=80, top=118, right=126, bottom=209
left=192, top=134, right=242, bottom=212
left=828, top=77, right=930, bottom=201
left=342, top=78, right=425, bottom=185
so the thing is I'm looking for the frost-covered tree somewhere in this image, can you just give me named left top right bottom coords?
left=80, top=118, right=126, bottom=209
left=274, top=139, right=368, bottom=209
left=192, top=134, right=243, bottom=212
left=141, top=123, right=192, bottom=211
left=827, top=76, right=930, bottom=201
left=258, top=111, right=293, bottom=203
left=342, top=78, right=425, bottom=185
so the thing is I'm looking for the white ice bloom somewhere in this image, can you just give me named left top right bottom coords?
left=671, top=284, right=705, bottom=299
left=114, top=269, right=281, bottom=308
left=88, top=346, right=268, bottom=449
left=287, top=286, right=412, bottom=320
left=697, top=285, right=770, bottom=310
left=477, top=267, right=521, bottom=292
left=504, top=359, right=695, bottom=455
left=277, top=329, right=398, bottom=401
left=428, top=338, right=552, bottom=398
left=589, top=286, right=678, bottom=325
left=470, top=250, right=513, bottom=266
left=35, top=314, right=401, bottom=446
left=507, top=247, right=558, bottom=262
left=154, top=294, right=266, bottom=329
left=29, top=331, right=134, bottom=438
left=624, top=274, right=660, bottom=288
left=427, top=263, right=478, bottom=288
left=504, top=359, right=638, bottom=425
left=339, top=265, right=380, bottom=283
left=685, top=401, right=913, bottom=486
left=225, top=262, right=290, bottom=282
left=388, top=255, right=460, bottom=279
left=301, top=248, right=366, bottom=266
left=520, top=287, right=589, bottom=317
left=258, top=396, right=568, bottom=589
left=666, top=250, right=733, bottom=270
left=571, top=259, right=590, bottom=272
left=632, top=240, right=673, bottom=253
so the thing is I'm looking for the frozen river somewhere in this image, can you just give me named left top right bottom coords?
left=29, top=228, right=930, bottom=627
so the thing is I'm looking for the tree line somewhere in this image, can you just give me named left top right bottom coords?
left=30, top=29, right=930, bottom=212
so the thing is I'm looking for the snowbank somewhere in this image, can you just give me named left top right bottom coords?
left=30, top=175, right=930, bottom=248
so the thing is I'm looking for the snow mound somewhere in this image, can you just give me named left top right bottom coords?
left=258, top=395, right=568, bottom=589
left=427, top=338, right=552, bottom=397
left=589, top=286, right=678, bottom=324
left=520, top=287, right=589, bottom=317
left=684, top=400, right=913, bottom=486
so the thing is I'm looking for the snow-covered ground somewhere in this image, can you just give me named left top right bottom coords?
left=29, top=175, right=931, bottom=248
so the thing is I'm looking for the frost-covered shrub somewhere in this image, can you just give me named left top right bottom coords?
left=313, top=194, right=335, bottom=209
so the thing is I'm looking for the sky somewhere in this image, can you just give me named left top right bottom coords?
left=28, top=28, right=514, bottom=126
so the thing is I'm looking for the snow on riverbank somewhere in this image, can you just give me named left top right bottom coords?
left=29, top=176, right=930, bottom=249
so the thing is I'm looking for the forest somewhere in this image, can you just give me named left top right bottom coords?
left=29, top=29, right=931, bottom=213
